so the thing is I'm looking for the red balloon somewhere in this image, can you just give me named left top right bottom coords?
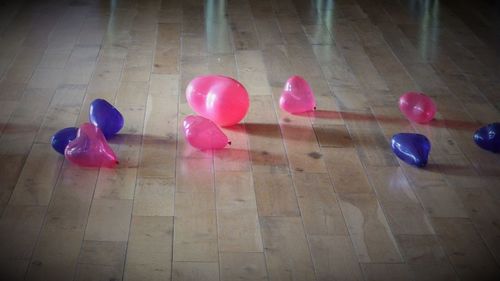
left=280, top=75, right=316, bottom=114
left=183, top=115, right=229, bottom=150
left=186, top=75, right=249, bottom=127
left=65, top=123, right=118, bottom=168
left=399, top=92, right=436, bottom=123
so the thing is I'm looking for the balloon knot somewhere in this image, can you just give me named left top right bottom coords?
left=228, top=141, right=232, bottom=145
left=313, top=106, right=317, bottom=110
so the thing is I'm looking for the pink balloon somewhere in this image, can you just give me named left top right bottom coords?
left=65, top=123, right=118, bottom=168
left=280, top=75, right=316, bottom=114
left=399, top=92, right=437, bottom=123
left=183, top=115, right=229, bottom=150
left=186, top=75, right=249, bottom=127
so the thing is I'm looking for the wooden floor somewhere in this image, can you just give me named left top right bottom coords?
left=1, top=0, right=500, bottom=280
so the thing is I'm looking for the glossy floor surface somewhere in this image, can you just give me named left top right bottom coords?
left=1, top=0, right=500, bottom=280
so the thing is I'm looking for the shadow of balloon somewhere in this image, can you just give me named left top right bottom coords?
left=214, top=147, right=288, bottom=169
left=108, top=133, right=177, bottom=146
left=425, top=162, right=475, bottom=176
left=301, top=110, right=480, bottom=131
left=227, top=122, right=317, bottom=141
left=0, top=122, right=47, bottom=134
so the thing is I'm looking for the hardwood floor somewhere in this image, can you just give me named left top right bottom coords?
left=1, top=0, right=499, bottom=280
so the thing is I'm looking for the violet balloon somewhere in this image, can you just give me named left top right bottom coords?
left=399, top=92, right=436, bottom=123
left=391, top=133, right=431, bottom=168
left=280, top=75, right=316, bottom=114
left=474, top=123, right=500, bottom=153
left=186, top=75, right=249, bottom=127
left=183, top=115, right=229, bottom=150
left=89, top=99, right=124, bottom=139
left=51, top=127, right=78, bottom=155
left=65, top=123, right=118, bottom=168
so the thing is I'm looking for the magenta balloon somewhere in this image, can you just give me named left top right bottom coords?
left=186, top=75, right=249, bottom=127
left=64, top=123, right=118, bottom=168
left=399, top=92, right=437, bottom=123
left=280, top=75, right=316, bottom=114
left=183, top=115, right=229, bottom=150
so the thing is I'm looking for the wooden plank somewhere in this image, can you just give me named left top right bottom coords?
left=432, top=217, right=500, bottom=280
left=338, top=193, right=402, bottom=263
left=246, top=96, right=289, bottom=174
left=176, top=158, right=214, bottom=193
left=401, top=165, right=469, bottom=218
left=214, top=124, right=251, bottom=172
left=396, top=234, right=458, bottom=281
left=365, top=166, right=419, bottom=204
left=215, top=171, right=262, bottom=252
left=308, top=235, right=364, bottom=281
left=313, top=124, right=352, bottom=148
left=0, top=205, right=46, bottom=260
left=260, top=217, right=316, bottom=281
left=236, top=50, right=272, bottom=96
left=173, top=192, right=218, bottom=262
left=322, top=147, right=374, bottom=194
left=35, top=84, right=86, bottom=143
left=133, top=177, right=175, bottom=217
left=75, top=241, right=127, bottom=281
left=455, top=186, right=500, bottom=263
left=172, top=262, right=219, bottom=281
left=293, top=172, right=348, bottom=236
left=253, top=172, right=300, bottom=217
left=154, top=23, right=180, bottom=74
left=8, top=143, right=63, bottom=206
left=219, top=252, right=267, bottom=281
left=83, top=199, right=133, bottom=242
left=124, top=216, right=173, bottom=281
left=44, top=163, right=98, bottom=232
left=360, top=263, right=414, bottom=281
left=278, top=113, right=327, bottom=173
left=139, top=95, right=178, bottom=178
left=25, top=228, right=84, bottom=281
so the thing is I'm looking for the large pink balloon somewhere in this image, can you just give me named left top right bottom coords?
left=65, top=123, right=118, bottom=168
left=399, top=92, right=437, bottom=123
left=186, top=75, right=249, bottom=127
left=280, top=75, right=316, bottom=114
left=183, top=115, right=229, bottom=150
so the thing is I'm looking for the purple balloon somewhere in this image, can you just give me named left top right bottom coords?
left=89, top=99, right=124, bottom=139
left=51, top=127, right=78, bottom=155
left=474, top=123, right=500, bottom=153
left=391, top=133, right=431, bottom=167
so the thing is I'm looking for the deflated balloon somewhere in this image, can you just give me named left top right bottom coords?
left=391, top=133, right=431, bottom=167
left=474, top=123, right=500, bottom=153
left=51, top=127, right=78, bottom=155
left=186, top=75, right=249, bottom=127
left=89, top=99, right=124, bottom=139
left=65, top=123, right=118, bottom=168
left=183, top=115, right=229, bottom=150
left=399, top=92, right=436, bottom=123
left=280, top=75, right=316, bottom=114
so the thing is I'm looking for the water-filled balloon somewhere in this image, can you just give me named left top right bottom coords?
left=51, top=127, right=78, bottom=155
left=183, top=115, right=229, bottom=150
left=474, top=123, right=500, bottom=153
left=280, top=75, right=316, bottom=114
left=89, top=99, right=124, bottom=139
left=186, top=75, right=249, bottom=127
left=391, top=133, right=431, bottom=167
left=399, top=92, right=436, bottom=123
left=65, top=123, right=118, bottom=168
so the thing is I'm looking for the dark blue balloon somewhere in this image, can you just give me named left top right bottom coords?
left=391, top=133, right=431, bottom=168
left=51, top=127, right=78, bottom=155
left=474, top=123, right=500, bottom=153
left=89, top=99, right=124, bottom=139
